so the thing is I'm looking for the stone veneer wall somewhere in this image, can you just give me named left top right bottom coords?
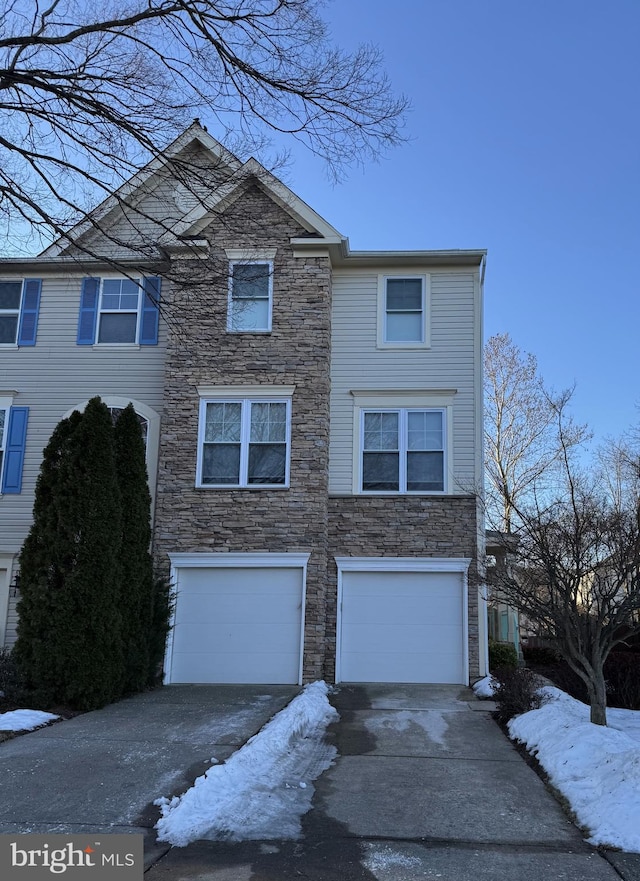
left=325, top=495, right=481, bottom=682
left=153, top=184, right=332, bottom=680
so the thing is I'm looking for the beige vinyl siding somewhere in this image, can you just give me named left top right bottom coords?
left=329, top=268, right=480, bottom=495
left=69, top=142, right=234, bottom=259
left=0, top=272, right=167, bottom=557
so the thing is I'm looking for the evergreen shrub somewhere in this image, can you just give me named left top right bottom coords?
left=489, top=639, right=518, bottom=671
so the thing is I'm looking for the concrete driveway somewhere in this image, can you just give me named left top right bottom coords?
left=0, top=685, right=297, bottom=867
left=146, top=684, right=635, bottom=880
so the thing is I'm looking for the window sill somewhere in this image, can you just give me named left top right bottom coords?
left=226, top=329, right=272, bottom=335
left=0, top=344, right=19, bottom=350
left=195, top=484, right=289, bottom=491
left=376, top=341, right=431, bottom=351
left=92, top=343, right=141, bottom=350
left=358, top=490, right=447, bottom=496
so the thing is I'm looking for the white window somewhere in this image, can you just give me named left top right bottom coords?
left=197, top=398, right=291, bottom=488
left=361, top=408, right=445, bottom=493
left=108, top=406, right=149, bottom=448
left=98, top=278, right=142, bottom=343
left=227, top=261, right=273, bottom=332
left=378, top=275, right=429, bottom=347
left=0, top=281, right=23, bottom=344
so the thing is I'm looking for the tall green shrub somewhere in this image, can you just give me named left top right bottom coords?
left=15, top=398, right=124, bottom=710
left=14, top=411, right=83, bottom=699
left=114, top=404, right=154, bottom=693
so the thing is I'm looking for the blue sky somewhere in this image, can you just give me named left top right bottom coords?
left=278, top=0, right=639, bottom=447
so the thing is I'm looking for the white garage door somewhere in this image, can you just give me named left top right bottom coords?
left=338, top=568, right=466, bottom=684
left=168, top=565, right=304, bottom=684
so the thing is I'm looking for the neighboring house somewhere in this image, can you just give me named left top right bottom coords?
left=485, top=530, right=521, bottom=657
left=0, top=122, right=488, bottom=685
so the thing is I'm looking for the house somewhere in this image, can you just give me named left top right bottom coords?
left=0, top=122, right=488, bottom=686
left=485, top=529, right=521, bottom=657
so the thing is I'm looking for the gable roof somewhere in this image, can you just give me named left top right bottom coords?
left=161, top=156, right=344, bottom=245
left=40, top=122, right=345, bottom=258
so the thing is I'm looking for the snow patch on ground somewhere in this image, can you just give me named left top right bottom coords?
left=509, top=686, right=640, bottom=852
left=0, top=709, right=60, bottom=731
left=472, top=676, right=496, bottom=698
left=365, top=709, right=449, bottom=746
left=155, top=681, right=338, bottom=845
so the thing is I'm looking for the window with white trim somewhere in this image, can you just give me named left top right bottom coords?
left=227, top=261, right=273, bottom=332
left=361, top=408, right=445, bottom=493
left=380, top=275, right=428, bottom=345
left=197, top=398, right=290, bottom=487
left=108, top=407, right=149, bottom=448
left=98, top=278, right=142, bottom=343
left=0, top=282, right=22, bottom=344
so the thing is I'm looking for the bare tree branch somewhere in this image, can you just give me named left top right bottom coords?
left=0, top=0, right=408, bottom=256
left=489, top=406, right=640, bottom=725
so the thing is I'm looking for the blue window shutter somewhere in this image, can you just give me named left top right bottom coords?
left=1, top=407, right=29, bottom=494
left=140, top=276, right=161, bottom=345
left=17, top=278, right=42, bottom=346
left=76, top=277, right=100, bottom=345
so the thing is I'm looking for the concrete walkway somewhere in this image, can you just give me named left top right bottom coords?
left=145, top=684, right=637, bottom=880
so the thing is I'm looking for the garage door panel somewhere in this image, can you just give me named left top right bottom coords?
left=169, top=564, right=303, bottom=684
left=342, top=651, right=463, bottom=684
left=342, top=622, right=462, bottom=655
left=344, top=571, right=458, bottom=595
left=174, top=593, right=298, bottom=625
left=342, top=595, right=461, bottom=626
left=180, top=567, right=298, bottom=594
left=170, top=650, right=300, bottom=684
left=339, top=568, right=466, bottom=684
left=171, top=621, right=300, bottom=654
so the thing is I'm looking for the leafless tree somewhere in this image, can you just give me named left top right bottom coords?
left=491, top=404, right=640, bottom=726
left=484, top=333, right=588, bottom=532
left=0, top=0, right=408, bottom=255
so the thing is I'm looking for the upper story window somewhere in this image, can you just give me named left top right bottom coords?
left=227, top=261, right=273, bottom=332
left=99, top=279, right=141, bottom=343
left=0, top=282, right=21, bottom=344
left=77, top=276, right=161, bottom=346
left=361, top=408, right=445, bottom=493
left=197, top=397, right=291, bottom=488
left=378, top=275, right=430, bottom=348
left=0, top=279, right=42, bottom=346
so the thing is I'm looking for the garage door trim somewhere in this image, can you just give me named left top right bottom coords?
left=165, top=552, right=310, bottom=685
left=335, top=556, right=471, bottom=685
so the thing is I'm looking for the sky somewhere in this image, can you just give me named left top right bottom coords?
left=275, top=0, right=640, bottom=448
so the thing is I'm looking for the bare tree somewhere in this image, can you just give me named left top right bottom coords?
left=484, top=333, right=588, bottom=532
left=491, top=403, right=640, bottom=726
left=0, top=0, right=408, bottom=255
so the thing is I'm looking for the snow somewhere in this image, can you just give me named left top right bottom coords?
left=155, top=680, right=338, bottom=846
left=472, top=675, right=496, bottom=698
left=0, top=709, right=60, bottom=731
left=509, top=686, right=640, bottom=852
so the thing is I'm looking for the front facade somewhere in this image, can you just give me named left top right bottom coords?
left=0, top=124, right=488, bottom=684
